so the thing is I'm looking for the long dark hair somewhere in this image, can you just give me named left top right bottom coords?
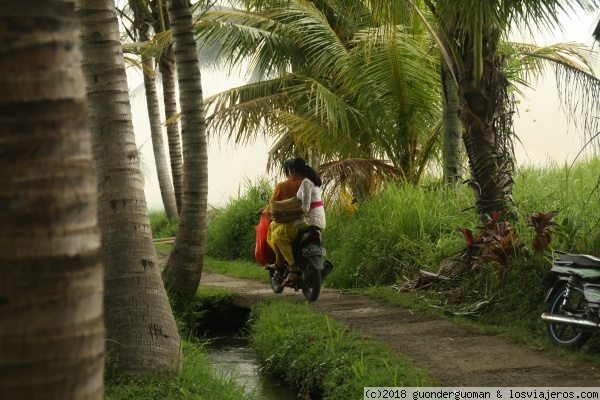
left=288, top=157, right=322, bottom=187
left=283, top=158, right=294, bottom=176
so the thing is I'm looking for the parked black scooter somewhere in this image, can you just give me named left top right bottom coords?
left=541, top=250, right=600, bottom=349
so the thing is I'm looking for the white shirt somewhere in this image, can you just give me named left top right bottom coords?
left=295, top=178, right=326, bottom=228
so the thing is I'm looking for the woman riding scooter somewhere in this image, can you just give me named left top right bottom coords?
left=269, top=157, right=326, bottom=286
left=261, top=159, right=302, bottom=269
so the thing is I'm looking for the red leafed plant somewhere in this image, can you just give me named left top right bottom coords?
left=455, top=212, right=524, bottom=270
left=523, top=210, right=559, bottom=253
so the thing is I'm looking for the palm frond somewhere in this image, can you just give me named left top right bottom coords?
left=502, top=41, right=597, bottom=88
left=204, top=77, right=287, bottom=145
left=555, top=62, right=600, bottom=143
left=318, top=158, right=405, bottom=206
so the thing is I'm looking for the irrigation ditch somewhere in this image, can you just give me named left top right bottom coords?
left=195, top=301, right=299, bottom=400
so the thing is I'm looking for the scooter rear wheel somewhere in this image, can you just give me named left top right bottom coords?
left=301, top=266, right=321, bottom=302
left=269, top=269, right=285, bottom=294
left=545, top=283, right=592, bottom=349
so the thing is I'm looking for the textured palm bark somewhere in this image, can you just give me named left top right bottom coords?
left=457, top=52, right=515, bottom=221
left=159, top=54, right=185, bottom=215
left=438, top=14, right=515, bottom=221
left=150, top=1, right=184, bottom=214
left=0, top=2, right=104, bottom=398
left=76, top=0, right=181, bottom=374
left=142, top=56, right=178, bottom=218
left=162, top=0, right=209, bottom=296
left=441, top=56, right=463, bottom=187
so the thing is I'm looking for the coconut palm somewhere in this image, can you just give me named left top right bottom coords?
left=120, top=1, right=179, bottom=218
left=152, top=3, right=185, bottom=215
left=0, top=2, right=104, bottom=398
left=161, top=0, right=210, bottom=296
left=76, top=0, right=182, bottom=374
left=196, top=0, right=443, bottom=183
left=404, top=0, right=600, bottom=221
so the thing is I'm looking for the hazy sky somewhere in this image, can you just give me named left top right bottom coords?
left=130, top=10, right=600, bottom=211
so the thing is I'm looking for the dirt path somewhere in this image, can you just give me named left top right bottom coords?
left=193, top=269, right=600, bottom=387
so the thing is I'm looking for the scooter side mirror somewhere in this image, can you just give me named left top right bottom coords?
left=261, top=192, right=268, bottom=201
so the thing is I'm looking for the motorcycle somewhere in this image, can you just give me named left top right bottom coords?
left=267, top=225, right=333, bottom=302
left=256, top=194, right=333, bottom=302
left=540, top=250, right=600, bottom=349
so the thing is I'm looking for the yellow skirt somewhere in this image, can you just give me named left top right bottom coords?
left=267, top=220, right=307, bottom=265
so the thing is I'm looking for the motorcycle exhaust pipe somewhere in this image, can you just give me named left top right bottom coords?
left=541, top=312, right=600, bottom=329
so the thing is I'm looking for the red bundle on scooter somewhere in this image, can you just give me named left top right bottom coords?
left=255, top=214, right=275, bottom=266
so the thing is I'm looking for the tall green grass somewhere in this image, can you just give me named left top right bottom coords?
left=205, top=177, right=273, bottom=261
left=323, top=183, right=477, bottom=288
left=149, top=210, right=179, bottom=239
left=249, top=300, right=433, bottom=399
left=512, top=158, right=600, bottom=254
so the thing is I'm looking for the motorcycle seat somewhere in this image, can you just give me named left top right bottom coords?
left=556, top=253, right=600, bottom=269
left=294, top=225, right=321, bottom=244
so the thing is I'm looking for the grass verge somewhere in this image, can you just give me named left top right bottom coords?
left=248, top=300, right=434, bottom=399
left=204, top=256, right=269, bottom=283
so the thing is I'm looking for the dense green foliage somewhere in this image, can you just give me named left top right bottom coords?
left=205, top=178, right=273, bottom=261
left=249, top=300, right=433, bottom=398
left=149, top=211, right=179, bottom=239
left=324, top=184, right=477, bottom=287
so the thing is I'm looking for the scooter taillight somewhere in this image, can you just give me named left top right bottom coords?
left=308, top=231, right=321, bottom=240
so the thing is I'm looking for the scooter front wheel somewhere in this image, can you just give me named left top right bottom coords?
left=545, top=283, right=592, bottom=349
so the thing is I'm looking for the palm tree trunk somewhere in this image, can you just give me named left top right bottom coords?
left=441, top=56, right=463, bottom=187
left=0, top=2, right=104, bottom=398
left=159, top=53, right=185, bottom=215
left=150, top=0, right=184, bottom=215
left=76, top=0, right=182, bottom=374
left=141, top=55, right=179, bottom=218
left=457, top=54, right=515, bottom=220
left=161, top=0, right=209, bottom=296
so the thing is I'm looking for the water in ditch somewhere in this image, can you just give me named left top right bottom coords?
left=205, top=332, right=299, bottom=400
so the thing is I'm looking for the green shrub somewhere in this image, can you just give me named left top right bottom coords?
left=205, top=177, right=273, bottom=261
left=149, top=211, right=179, bottom=239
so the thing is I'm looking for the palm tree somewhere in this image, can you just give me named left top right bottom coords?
left=440, top=35, right=464, bottom=187
left=122, top=1, right=179, bottom=218
left=196, top=0, right=443, bottom=183
left=124, top=0, right=186, bottom=214
left=161, top=0, right=210, bottom=296
left=0, top=2, right=104, bottom=398
left=151, top=1, right=185, bottom=215
left=410, top=0, right=599, bottom=221
left=76, top=0, right=182, bottom=374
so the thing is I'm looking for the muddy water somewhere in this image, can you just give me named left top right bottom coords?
left=205, top=333, right=298, bottom=400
